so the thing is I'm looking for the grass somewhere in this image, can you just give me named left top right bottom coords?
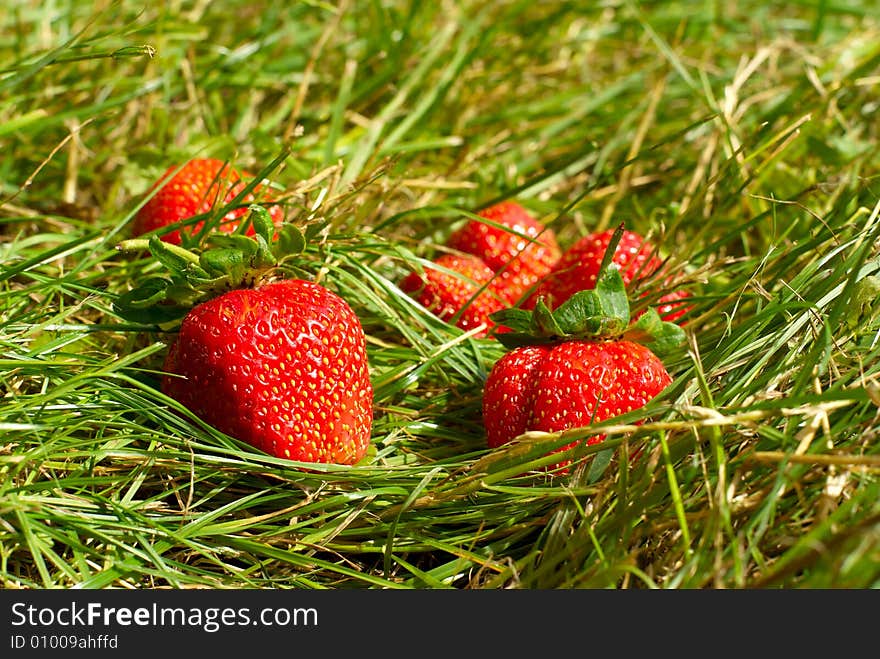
left=1, top=0, right=879, bottom=589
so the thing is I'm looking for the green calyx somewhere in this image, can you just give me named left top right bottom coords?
left=489, top=223, right=686, bottom=357
left=114, top=204, right=305, bottom=327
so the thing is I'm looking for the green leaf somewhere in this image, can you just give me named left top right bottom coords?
left=148, top=235, right=204, bottom=276
left=163, top=283, right=210, bottom=308
left=275, top=224, right=307, bottom=258
left=248, top=203, right=275, bottom=242
left=551, top=289, right=604, bottom=330
left=489, top=307, right=535, bottom=333
left=532, top=298, right=566, bottom=336
left=625, top=308, right=687, bottom=357
left=246, top=204, right=277, bottom=267
left=185, top=273, right=235, bottom=294
left=206, top=234, right=261, bottom=258
left=550, top=268, right=630, bottom=337
left=199, top=248, right=246, bottom=281
left=114, top=302, right=189, bottom=326
left=113, top=278, right=189, bottom=326
left=594, top=266, right=630, bottom=321
left=115, top=277, right=169, bottom=309
left=493, top=331, right=557, bottom=350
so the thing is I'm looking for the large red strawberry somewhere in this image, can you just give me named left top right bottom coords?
left=162, top=278, right=372, bottom=464
left=116, top=207, right=372, bottom=466
left=483, top=339, right=671, bottom=469
left=484, top=234, right=684, bottom=473
left=446, top=200, right=561, bottom=303
left=132, top=158, right=284, bottom=245
left=525, top=227, right=691, bottom=322
left=400, top=253, right=508, bottom=337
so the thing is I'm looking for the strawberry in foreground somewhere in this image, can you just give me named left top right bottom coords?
left=483, top=228, right=685, bottom=473
left=162, top=279, right=372, bottom=463
left=131, top=157, right=284, bottom=245
left=116, top=207, right=373, bottom=466
left=524, top=227, right=691, bottom=323
left=446, top=200, right=561, bottom=304
left=400, top=253, right=508, bottom=337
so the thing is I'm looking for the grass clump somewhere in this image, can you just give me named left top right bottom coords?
left=1, top=0, right=879, bottom=589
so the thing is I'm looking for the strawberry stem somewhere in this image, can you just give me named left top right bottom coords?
left=116, top=238, right=201, bottom=265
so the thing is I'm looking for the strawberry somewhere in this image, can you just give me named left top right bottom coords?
left=400, top=253, right=508, bottom=337
left=525, top=227, right=691, bottom=322
left=162, top=278, right=373, bottom=464
left=446, top=200, right=561, bottom=303
left=483, top=339, right=672, bottom=469
left=132, top=158, right=284, bottom=245
left=116, top=206, right=373, bottom=466
left=484, top=227, right=684, bottom=473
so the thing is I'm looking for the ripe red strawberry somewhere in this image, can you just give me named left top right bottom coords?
left=446, top=200, right=561, bottom=303
left=400, top=253, right=508, bottom=336
left=162, top=278, right=373, bottom=465
left=116, top=210, right=372, bottom=466
left=132, top=158, right=283, bottom=245
left=525, top=228, right=691, bottom=322
left=484, top=239, right=684, bottom=473
left=483, top=340, right=671, bottom=470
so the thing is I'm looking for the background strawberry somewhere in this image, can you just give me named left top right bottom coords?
left=132, top=157, right=284, bottom=245
left=162, top=278, right=373, bottom=465
left=524, top=227, right=691, bottom=322
left=400, top=253, right=509, bottom=336
left=446, top=200, right=561, bottom=303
